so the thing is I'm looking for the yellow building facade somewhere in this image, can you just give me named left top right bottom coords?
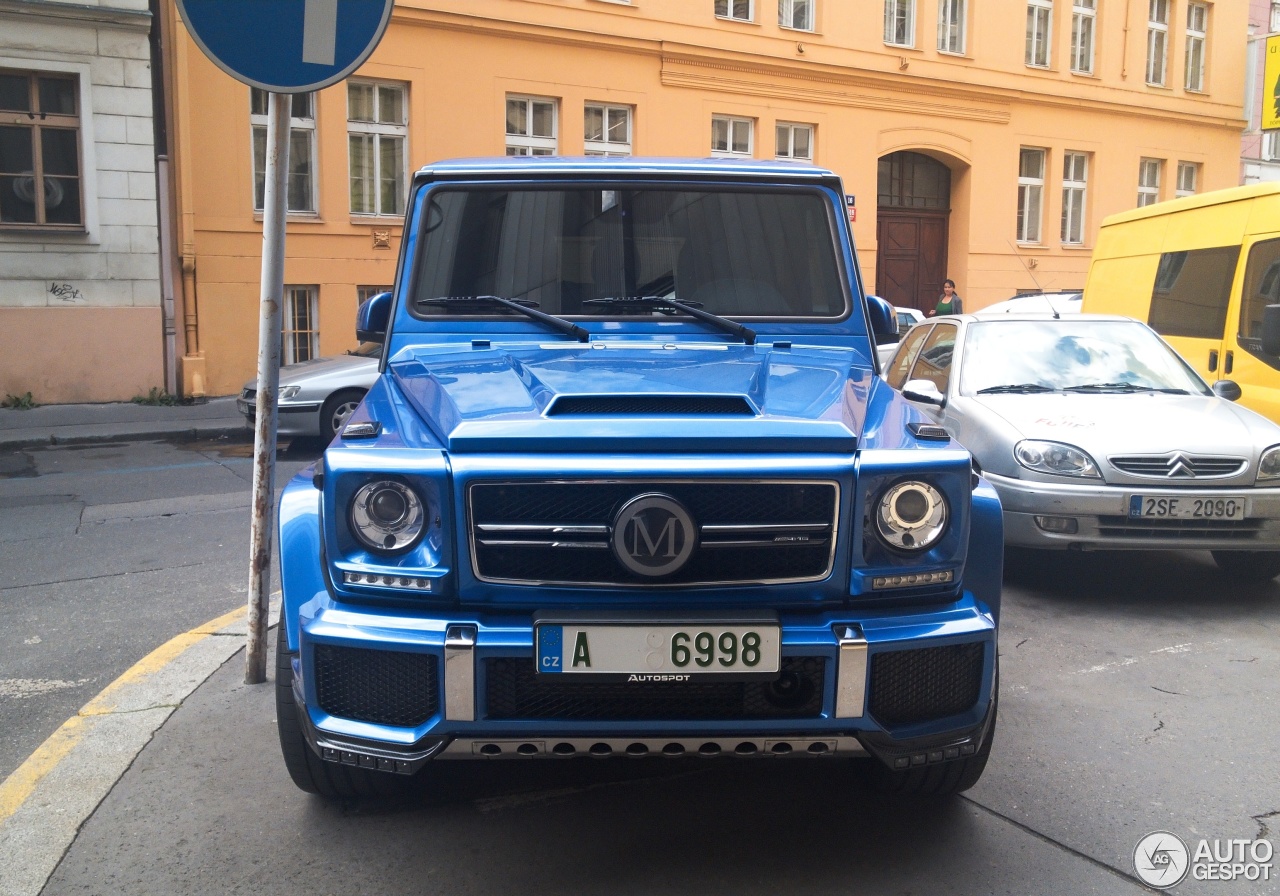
left=159, top=0, right=1247, bottom=398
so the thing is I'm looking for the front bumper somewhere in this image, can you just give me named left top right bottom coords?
left=986, top=471, right=1280, bottom=550
left=285, top=596, right=998, bottom=774
left=236, top=393, right=322, bottom=438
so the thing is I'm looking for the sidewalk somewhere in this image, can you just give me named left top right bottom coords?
left=0, top=397, right=246, bottom=450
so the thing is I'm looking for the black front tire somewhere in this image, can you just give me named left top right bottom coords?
left=320, top=389, right=366, bottom=441
left=1211, top=550, right=1280, bottom=583
left=275, top=622, right=405, bottom=799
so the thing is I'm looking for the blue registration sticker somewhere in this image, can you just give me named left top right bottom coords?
left=538, top=626, right=563, bottom=673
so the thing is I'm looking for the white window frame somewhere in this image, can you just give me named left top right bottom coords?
left=715, top=0, right=754, bottom=22
left=347, top=80, right=407, bottom=218
left=1175, top=162, right=1198, bottom=197
left=1265, top=131, right=1280, bottom=161
left=584, top=103, right=632, bottom=157
left=1272, top=1, right=1280, bottom=34
left=1070, top=0, right=1096, bottom=74
left=1026, top=0, right=1053, bottom=68
left=1138, top=157, right=1162, bottom=207
left=775, top=122, right=814, bottom=161
left=1017, top=147, right=1046, bottom=244
left=506, top=95, right=558, bottom=156
left=1061, top=151, right=1088, bottom=245
left=251, top=89, right=317, bottom=214
left=779, top=0, right=814, bottom=31
left=283, top=286, right=319, bottom=365
left=712, top=115, right=754, bottom=157
left=938, top=0, right=966, bottom=54
left=884, top=0, right=915, bottom=47
left=1146, top=0, right=1169, bottom=86
left=1184, top=2, right=1207, bottom=92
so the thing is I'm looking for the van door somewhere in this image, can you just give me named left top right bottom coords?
left=1145, top=245, right=1238, bottom=386
left=1226, top=236, right=1280, bottom=422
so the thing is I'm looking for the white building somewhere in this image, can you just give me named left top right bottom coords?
left=0, top=0, right=166, bottom=404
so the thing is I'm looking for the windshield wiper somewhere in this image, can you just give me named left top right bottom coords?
left=417, top=295, right=588, bottom=342
left=975, top=383, right=1058, bottom=394
left=582, top=296, right=756, bottom=345
left=1061, top=382, right=1176, bottom=393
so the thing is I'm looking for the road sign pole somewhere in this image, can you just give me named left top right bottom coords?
left=246, top=92, right=291, bottom=685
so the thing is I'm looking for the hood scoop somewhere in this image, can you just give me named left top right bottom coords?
left=546, top=395, right=757, bottom=417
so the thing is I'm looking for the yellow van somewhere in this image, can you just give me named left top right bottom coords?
left=1082, top=182, right=1280, bottom=422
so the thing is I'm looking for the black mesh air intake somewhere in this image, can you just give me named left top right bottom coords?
left=868, top=642, right=985, bottom=726
left=314, top=644, right=439, bottom=727
left=484, top=656, right=825, bottom=721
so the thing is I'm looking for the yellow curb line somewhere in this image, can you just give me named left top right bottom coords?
left=0, top=604, right=249, bottom=825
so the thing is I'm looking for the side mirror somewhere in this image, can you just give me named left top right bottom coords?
left=1212, top=380, right=1243, bottom=401
left=902, top=378, right=946, bottom=406
left=866, top=295, right=897, bottom=342
left=1262, top=305, right=1280, bottom=356
left=356, top=291, right=392, bottom=344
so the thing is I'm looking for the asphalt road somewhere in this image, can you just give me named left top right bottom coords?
left=4, top=436, right=1279, bottom=894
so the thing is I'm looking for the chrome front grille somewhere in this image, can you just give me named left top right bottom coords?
left=1109, top=453, right=1246, bottom=479
left=468, top=480, right=839, bottom=586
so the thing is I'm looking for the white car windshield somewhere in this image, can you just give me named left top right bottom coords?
left=960, top=319, right=1212, bottom=396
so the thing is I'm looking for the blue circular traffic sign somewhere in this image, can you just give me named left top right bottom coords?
left=176, top=0, right=394, bottom=94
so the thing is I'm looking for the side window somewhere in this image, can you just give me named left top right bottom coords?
left=886, top=323, right=932, bottom=389
left=1239, top=238, right=1280, bottom=349
left=907, top=322, right=957, bottom=392
left=1147, top=246, right=1238, bottom=339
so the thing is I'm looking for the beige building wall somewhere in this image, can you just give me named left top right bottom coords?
left=163, top=0, right=1247, bottom=398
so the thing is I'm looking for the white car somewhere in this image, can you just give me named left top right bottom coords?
left=237, top=343, right=381, bottom=440
left=977, top=291, right=1082, bottom=316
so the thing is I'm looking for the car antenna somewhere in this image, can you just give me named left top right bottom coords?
left=1006, top=240, right=1058, bottom=319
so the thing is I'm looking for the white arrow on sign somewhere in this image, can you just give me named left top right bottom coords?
left=302, top=0, right=338, bottom=66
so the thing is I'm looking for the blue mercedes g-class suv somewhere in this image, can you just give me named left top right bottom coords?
left=275, top=157, right=1002, bottom=799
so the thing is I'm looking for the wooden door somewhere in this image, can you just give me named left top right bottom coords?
left=876, top=209, right=949, bottom=313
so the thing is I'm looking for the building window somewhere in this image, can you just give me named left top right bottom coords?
left=1176, top=162, right=1199, bottom=197
left=1070, top=0, right=1096, bottom=74
left=1061, top=151, right=1088, bottom=245
left=779, top=0, right=814, bottom=31
left=0, top=69, right=82, bottom=228
left=1265, top=131, right=1280, bottom=161
left=251, top=89, right=316, bottom=213
left=357, top=285, right=392, bottom=304
left=712, top=116, right=753, bottom=157
left=283, top=286, right=319, bottom=365
left=1138, top=157, right=1162, bottom=206
left=584, top=104, right=632, bottom=156
left=715, top=0, right=753, bottom=22
left=938, top=0, right=966, bottom=53
left=775, top=122, right=814, bottom=161
left=1146, top=0, right=1169, bottom=86
left=1272, top=1, right=1280, bottom=33
left=1185, top=2, right=1207, bottom=92
left=1026, top=0, right=1053, bottom=67
left=348, top=81, right=406, bottom=218
left=1017, top=147, right=1046, bottom=243
left=884, top=0, right=915, bottom=47
left=506, top=96, right=557, bottom=156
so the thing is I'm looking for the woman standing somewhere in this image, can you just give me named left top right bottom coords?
left=931, top=279, right=963, bottom=316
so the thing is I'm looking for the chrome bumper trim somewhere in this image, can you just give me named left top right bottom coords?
left=444, top=624, right=477, bottom=722
left=437, top=735, right=867, bottom=759
left=834, top=625, right=868, bottom=719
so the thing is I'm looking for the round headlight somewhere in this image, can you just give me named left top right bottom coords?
left=876, top=480, right=948, bottom=552
left=1260, top=445, right=1280, bottom=481
left=350, top=480, right=425, bottom=553
left=1014, top=440, right=1101, bottom=478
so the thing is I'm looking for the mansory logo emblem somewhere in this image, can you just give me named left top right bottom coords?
left=611, top=493, right=697, bottom=577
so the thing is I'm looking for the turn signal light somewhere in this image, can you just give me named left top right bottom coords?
left=871, top=569, right=954, bottom=590
left=342, top=572, right=432, bottom=591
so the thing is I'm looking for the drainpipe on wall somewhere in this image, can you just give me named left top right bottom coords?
left=156, top=155, right=178, bottom=396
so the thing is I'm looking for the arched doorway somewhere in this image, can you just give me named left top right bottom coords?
left=875, top=151, right=952, bottom=314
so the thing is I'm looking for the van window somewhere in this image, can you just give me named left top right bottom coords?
left=1147, top=246, right=1238, bottom=339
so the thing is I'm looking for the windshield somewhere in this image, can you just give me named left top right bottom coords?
left=959, top=319, right=1212, bottom=395
left=409, top=186, right=847, bottom=319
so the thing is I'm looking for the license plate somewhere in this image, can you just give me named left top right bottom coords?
left=536, top=623, right=780, bottom=677
left=1128, top=495, right=1248, bottom=520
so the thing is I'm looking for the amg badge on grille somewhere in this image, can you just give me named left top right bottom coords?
left=611, top=493, right=697, bottom=577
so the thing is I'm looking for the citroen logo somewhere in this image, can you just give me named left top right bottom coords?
left=611, top=493, right=697, bottom=577
left=1166, top=454, right=1195, bottom=478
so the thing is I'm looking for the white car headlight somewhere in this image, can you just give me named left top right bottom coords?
left=279, top=385, right=301, bottom=400
left=1259, top=445, right=1280, bottom=481
left=350, top=480, right=426, bottom=553
left=1014, top=440, right=1101, bottom=478
left=875, top=480, right=948, bottom=552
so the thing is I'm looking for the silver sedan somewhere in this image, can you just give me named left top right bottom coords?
left=883, top=313, right=1280, bottom=581
left=236, top=343, right=380, bottom=441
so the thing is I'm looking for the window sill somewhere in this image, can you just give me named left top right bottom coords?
left=884, top=42, right=918, bottom=51
left=779, top=24, right=816, bottom=35
left=1024, top=63, right=1053, bottom=72
left=1061, top=243, right=1091, bottom=251
left=715, top=15, right=758, bottom=25
left=349, top=215, right=404, bottom=225
left=937, top=49, right=970, bottom=59
left=253, top=212, right=323, bottom=224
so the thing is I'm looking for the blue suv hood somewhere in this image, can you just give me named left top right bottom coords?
left=389, top=341, right=869, bottom=453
